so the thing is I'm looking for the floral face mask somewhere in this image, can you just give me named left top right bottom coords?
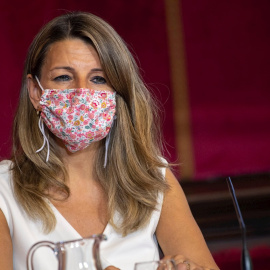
left=35, top=77, right=116, bottom=162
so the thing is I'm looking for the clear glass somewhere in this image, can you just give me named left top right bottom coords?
left=27, top=234, right=106, bottom=270
left=134, top=259, right=177, bottom=270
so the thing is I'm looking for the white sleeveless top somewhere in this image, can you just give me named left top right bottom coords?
left=0, top=160, right=165, bottom=270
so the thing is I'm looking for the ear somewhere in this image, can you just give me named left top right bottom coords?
left=27, top=74, right=41, bottom=110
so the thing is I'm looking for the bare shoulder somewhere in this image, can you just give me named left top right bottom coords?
left=0, top=209, right=13, bottom=270
left=156, top=168, right=218, bottom=269
left=157, top=168, right=196, bottom=235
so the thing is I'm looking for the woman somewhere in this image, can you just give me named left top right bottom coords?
left=0, top=12, right=219, bottom=270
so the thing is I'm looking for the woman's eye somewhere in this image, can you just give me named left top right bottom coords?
left=53, top=75, right=71, bottom=81
left=91, top=76, right=107, bottom=84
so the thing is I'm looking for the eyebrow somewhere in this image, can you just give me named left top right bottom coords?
left=50, top=66, right=74, bottom=72
left=49, top=67, right=104, bottom=72
left=91, top=68, right=103, bottom=72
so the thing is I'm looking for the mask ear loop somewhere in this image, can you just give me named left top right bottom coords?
left=35, top=75, right=44, bottom=91
left=34, top=76, right=50, bottom=162
left=36, top=116, right=50, bottom=162
left=103, top=115, right=116, bottom=168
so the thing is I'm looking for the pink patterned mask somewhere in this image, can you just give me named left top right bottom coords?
left=35, top=77, right=116, bottom=157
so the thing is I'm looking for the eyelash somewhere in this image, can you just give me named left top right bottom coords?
left=53, top=75, right=71, bottom=81
left=53, top=75, right=107, bottom=84
left=91, top=76, right=107, bottom=84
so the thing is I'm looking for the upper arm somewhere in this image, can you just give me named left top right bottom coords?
left=156, top=168, right=218, bottom=269
left=0, top=209, right=13, bottom=270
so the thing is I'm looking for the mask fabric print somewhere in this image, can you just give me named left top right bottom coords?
left=39, top=88, right=116, bottom=153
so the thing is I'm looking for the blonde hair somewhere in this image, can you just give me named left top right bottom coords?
left=12, top=12, right=168, bottom=235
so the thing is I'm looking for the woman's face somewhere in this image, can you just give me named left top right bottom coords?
left=27, top=38, right=116, bottom=152
left=35, top=38, right=113, bottom=92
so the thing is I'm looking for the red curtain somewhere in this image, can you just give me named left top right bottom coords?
left=181, top=0, right=270, bottom=179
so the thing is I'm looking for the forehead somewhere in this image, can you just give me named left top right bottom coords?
left=42, top=38, right=101, bottom=69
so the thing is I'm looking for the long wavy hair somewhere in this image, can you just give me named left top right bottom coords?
left=11, top=11, right=168, bottom=235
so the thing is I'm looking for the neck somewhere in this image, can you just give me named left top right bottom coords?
left=60, top=141, right=102, bottom=186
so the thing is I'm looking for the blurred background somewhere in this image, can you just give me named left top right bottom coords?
left=0, top=0, right=269, bottom=268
